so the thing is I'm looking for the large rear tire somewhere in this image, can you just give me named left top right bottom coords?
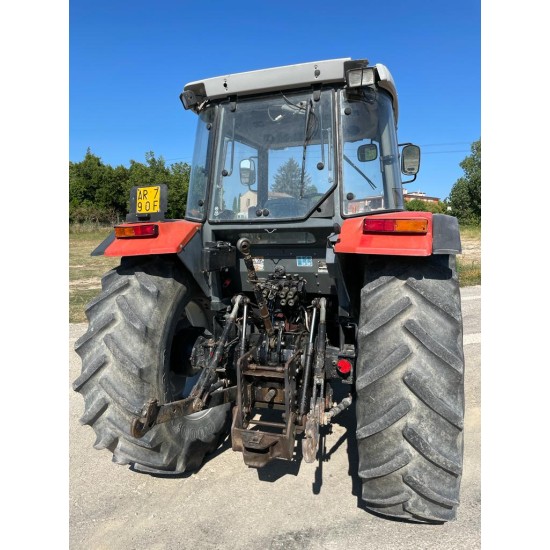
left=73, top=256, right=230, bottom=474
left=356, top=255, right=464, bottom=522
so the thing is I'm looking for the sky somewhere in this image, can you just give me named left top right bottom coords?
left=69, top=0, right=480, bottom=202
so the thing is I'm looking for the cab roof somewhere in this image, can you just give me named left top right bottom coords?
left=181, top=58, right=399, bottom=123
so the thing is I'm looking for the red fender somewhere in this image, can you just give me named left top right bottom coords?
left=334, top=212, right=433, bottom=256
left=104, top=220, right=201, bottom=257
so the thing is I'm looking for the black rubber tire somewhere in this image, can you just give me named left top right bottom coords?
left=73, top=256, right=230, bottom=474
left=355, top=255, right=464, bottom=522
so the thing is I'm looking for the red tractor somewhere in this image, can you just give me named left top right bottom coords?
left=74, top=58, right=464, bottom=523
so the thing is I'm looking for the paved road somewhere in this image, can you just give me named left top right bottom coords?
left=69, top=285, right=481, bottom=550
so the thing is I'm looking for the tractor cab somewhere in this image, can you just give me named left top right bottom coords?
left=181, top=59, right=420, bottom=227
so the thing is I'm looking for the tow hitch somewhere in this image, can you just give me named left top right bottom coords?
left=131, top=238, right=355, bottom=468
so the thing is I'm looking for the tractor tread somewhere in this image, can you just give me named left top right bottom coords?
left=356, top=255, right=464, bottom=523
left=73, top=258, right=230, bottom=476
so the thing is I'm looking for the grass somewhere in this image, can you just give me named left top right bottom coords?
left=458, top=224, right=481, bottom=240
left=457, top=258, right=481, bottom=287
left=69, top=226, right=119, bottom=323
left=457, top=223, right=481, bottom=287
left=69, top=224, right=481, bottom=323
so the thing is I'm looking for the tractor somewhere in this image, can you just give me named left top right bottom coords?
left=73, top=58, right=464, bottom=523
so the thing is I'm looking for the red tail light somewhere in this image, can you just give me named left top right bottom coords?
left=337, top=359, right=352, bottom=375
left=363, top=218, right=428, bottom=234
left=114, top=224, right=159, bottom=238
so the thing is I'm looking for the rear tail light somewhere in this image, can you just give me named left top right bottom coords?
left=114, top=224, right=159, bottom=238
left=337, top=359, right=352, bottom=376
left=363, top=218, right=428, bottom=234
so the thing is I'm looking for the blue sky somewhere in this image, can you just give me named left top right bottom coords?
left=70, top=0, right=480, bottom=202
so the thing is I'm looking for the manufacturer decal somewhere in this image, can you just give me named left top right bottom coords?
left=296, top=256, right=313, bottom=267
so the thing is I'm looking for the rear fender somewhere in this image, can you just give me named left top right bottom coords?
left=334, top=212, right=461, bottom=256
left=91, top=220, right=201, bottom=257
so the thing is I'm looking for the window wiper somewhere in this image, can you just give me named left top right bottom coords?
left=299, top=96, right=318, bottom=199
left=343, top=153, right=377, bottom=190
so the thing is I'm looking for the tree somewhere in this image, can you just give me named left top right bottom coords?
left=69, top=148, right=107, bottom=205
left=69, top=149, right=191, bottom=223
left=405, top=198, right=447, bottom=214
left=448, top=140, right=481, bottom=225
left=271, top=158, right=317, bottom=197
left=69, top=148, right=128, bottom=224
left=126, top=152, right=190, bottom=218
left=167, top=161, right=191, bottom=218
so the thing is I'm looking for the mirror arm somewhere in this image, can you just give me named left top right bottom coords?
left=401, top=174, right=417, bottom=185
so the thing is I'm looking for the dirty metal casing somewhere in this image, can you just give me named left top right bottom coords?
left=231, top=347, right=302, bottom=468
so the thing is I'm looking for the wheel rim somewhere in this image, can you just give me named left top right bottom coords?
left=164, top=299, right=211, bottom=421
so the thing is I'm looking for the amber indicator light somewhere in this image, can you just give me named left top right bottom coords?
left=114, top=224, right=159, bottom=238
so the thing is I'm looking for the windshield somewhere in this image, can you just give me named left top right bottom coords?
left=209, top=89, right=335, bottom=222
left=340, top=88, right=404, bottom=215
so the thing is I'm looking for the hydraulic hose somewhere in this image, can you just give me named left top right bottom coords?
left=192, top=294, right=243, bottom=401
left=237, top=238, right=274, bottom=337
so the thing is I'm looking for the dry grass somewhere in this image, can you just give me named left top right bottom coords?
left=457, top=224, right=481, bottom=287
left=69, top=227, right=119, bottom=322
left=68, top=224, right=481, bottom=323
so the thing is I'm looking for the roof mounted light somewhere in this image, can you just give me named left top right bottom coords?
left=180, top=90, right=197, bottom=110
left=344, top=59, right=374, bottom=88
left=346, top=67, right=376, bottom=88
left=180, top=82, right=207, bottom=112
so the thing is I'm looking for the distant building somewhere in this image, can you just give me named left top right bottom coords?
left=403, top=190, right=440, bottom=203
left=239, top=190, right=257, bottom=212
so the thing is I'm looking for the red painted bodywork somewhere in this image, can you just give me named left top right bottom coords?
left=334, top=212, right=433, bottom=256
left=104, top=220, right=201, bottom=257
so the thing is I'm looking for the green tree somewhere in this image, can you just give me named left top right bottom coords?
left=69, top=149, right=191, bottom=223
left=448, top=139, right=481, bottom=225
left=69, top=148, right=128, bottom=223
left=272, top=158, right=317, bottom=197
left=69, top=148, right=105, bottom=205
left=127, top=152, right=190, bottom=218
left=167, top=161, right=191, bottom=218
left=405, top=198, right=448, bottom=214
left=95, top=164, right=129, bottom=215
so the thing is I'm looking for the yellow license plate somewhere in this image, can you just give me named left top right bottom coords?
left=136, top=186, right=161, bottom=214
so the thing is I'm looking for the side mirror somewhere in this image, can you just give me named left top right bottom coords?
left=401, top=144, right=421, bottom=175
left=239, top=159, right=256, bottom=186
left=357, top=143, right=378, bottom=162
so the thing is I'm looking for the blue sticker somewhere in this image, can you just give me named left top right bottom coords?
left=297, top=256, right=313, bottom=267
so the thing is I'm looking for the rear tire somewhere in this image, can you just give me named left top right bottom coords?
left=355, top=255, right=464, bottom=522
left=73, top=256, right=230, bottom=474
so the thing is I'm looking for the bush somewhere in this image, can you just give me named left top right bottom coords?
left=404, top=199, right=448, bottom=214
left=448, top=140, right=481, bottom=225
left=69, top=203, right=122, bottom=225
